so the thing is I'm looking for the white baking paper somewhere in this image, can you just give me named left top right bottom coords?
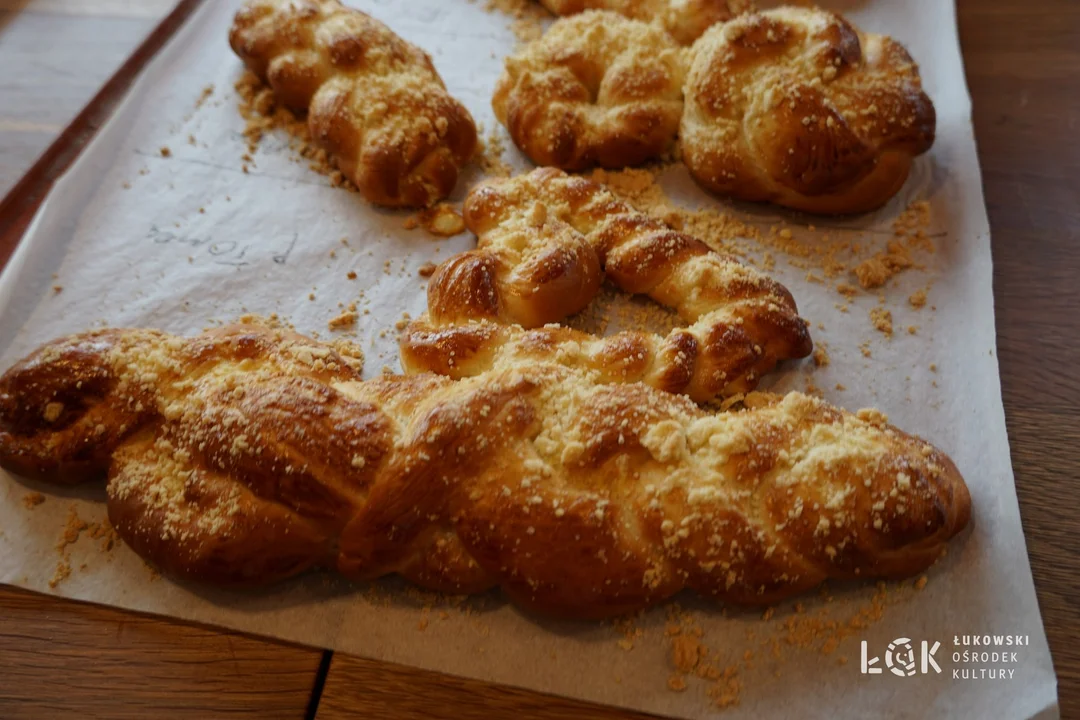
left=0, top=1, right=1058, bottom=717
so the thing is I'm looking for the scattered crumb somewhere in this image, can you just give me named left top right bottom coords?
left=907, top=325, right=917, bottom=335
left=22, top=492, right=45, bottom=509
left=49, top=506, right=117, bottom=587
left=346, top=271, right=357, bottom=280
left=929, top=363, right=938, bottom=372
left=406, top=204, right=467, bottom=238
left=856, top=408, right=889, bottom=426
left=418, top=262, right=438, bottom=277
left=909, top=288, right=928, bottom=309
left=854, top=241, right=913, bottom=289
left=328, top=311, right=358, bottom=331
left=667, top=674, right=688, bottom=692
left=706, top=666, right=742, bottom=709
left=52, top=285, right=63, bottom=294
left=159, top=146, right=171, bottom=158
left=612, top=614, right=644, bottom=651
left=860, top=342, right=872, bottom=358
left=869, top=308, right=893, bottom=337
left=194, top=84, right=214, bottom=109
left=914, top=576, right=928, bottom=591
left=58, top=506, right=89, bottom=555
left=235, top=71, right=359, bottom=192
left=834, top=383, right=846, bottom=391
left=672, top=634, right=703, bottom=672
left=477, top=0, right=547, bottom=43
left=477, top=124, right=513, bottom=177
left=812, top=345, right=830, bottom=368
left=49, top=561, right=71, bottom=589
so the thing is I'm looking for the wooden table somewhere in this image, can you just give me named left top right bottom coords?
left=0, top=0, right=1077, bottom=717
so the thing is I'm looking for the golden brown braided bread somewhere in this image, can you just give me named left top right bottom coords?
left=538, top=0, right=755, bottom=45
left=681, top=6, right=936, bottom=214
left=401, top=168, right=812, bottom=402
left=0, top=324, right=969, bottom=617
left=493, top=11, right=685, bottom=171
left=229, top=0, right=477, bottom=208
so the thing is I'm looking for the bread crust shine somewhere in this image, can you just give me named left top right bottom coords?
left=0, top=324, right=970, bottom=617
left=538, top=0, right=755, bottom=45
left=493, top=11, right=685, bottom=171
left=681, top=7, right=936, bottom=214
left=229, top=0, right=477, bottom=208
left=402, top=167, right=813, bottom=402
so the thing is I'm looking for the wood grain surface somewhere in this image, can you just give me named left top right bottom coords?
left=0, top=0, right=1077, bottom=718
left=317, top=655, right=662, bottom=720
left=0, top=585, right=323, bottom=719
left=960, top=1, right=1080, bottom=717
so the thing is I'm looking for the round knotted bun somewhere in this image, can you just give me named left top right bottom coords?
left=680, top=6, right=936, bottom=214
left=493, top=11, right=685, bottom=171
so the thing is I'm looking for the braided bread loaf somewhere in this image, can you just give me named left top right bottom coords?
left=401, top=167, right=812, bottom=402
left=537, top=0, right=755, bottom=45
left=681, top=6, right=936, bottom=214
left=492, top=11, right=685, bottom=171
left=229, top=0, right=477, bottom=208
left=0, top=324, right=969, bottom=617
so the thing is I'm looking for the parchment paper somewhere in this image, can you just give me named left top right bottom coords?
left=0, top=1, right=1058, bottom=717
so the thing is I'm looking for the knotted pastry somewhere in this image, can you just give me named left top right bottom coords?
left=537, top=0, right=756, bottom=45
left=400, top=168, right=812, bottom=402
left=493, top=11, right=685, bottom=171
left=229, top=0, right=477, bottom=207
left=0, top=323, right=970, bottom=617
left=681, top=6, right=936, bottom=214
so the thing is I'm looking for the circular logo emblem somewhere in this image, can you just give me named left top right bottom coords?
left=886, top=637, right=917, bottom=677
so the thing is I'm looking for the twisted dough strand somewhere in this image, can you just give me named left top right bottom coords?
left=0, top=324, right=969, bottom=617
left=402, top=168, right=812, bottom=401
left=229, top=0, right=477, bottom=208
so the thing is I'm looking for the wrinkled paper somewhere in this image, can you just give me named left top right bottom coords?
left=0, top=0, right=1058, bottom=717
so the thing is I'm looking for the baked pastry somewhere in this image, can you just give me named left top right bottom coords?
left=229, top=0, right=477, bottom=208
left=400, top=168, right=812, bottom=401
left=493, top=11, right=685, bottom=171
left=0, top=323, right=970, bottom=617
left=681, top=6, right=936, bottom=214
left=537, top=0, right=755, bottom=45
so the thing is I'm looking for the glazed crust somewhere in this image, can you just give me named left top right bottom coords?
left=681, top=7, right=936, bottom=214
left=538, top=0, right=755, bottom=45
left=400, top=167, right=813, bottom=402
left=493, top=11, right=685, bottom=171
left=229, top=0, right=477, bottom=208
left=0, top=324, right=969, bottom=617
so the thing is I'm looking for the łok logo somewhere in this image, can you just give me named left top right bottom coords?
left=861, top=638, right=941, bottom=676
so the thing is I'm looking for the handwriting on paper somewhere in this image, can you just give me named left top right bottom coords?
left=146, top=225, right=298, bottom=267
